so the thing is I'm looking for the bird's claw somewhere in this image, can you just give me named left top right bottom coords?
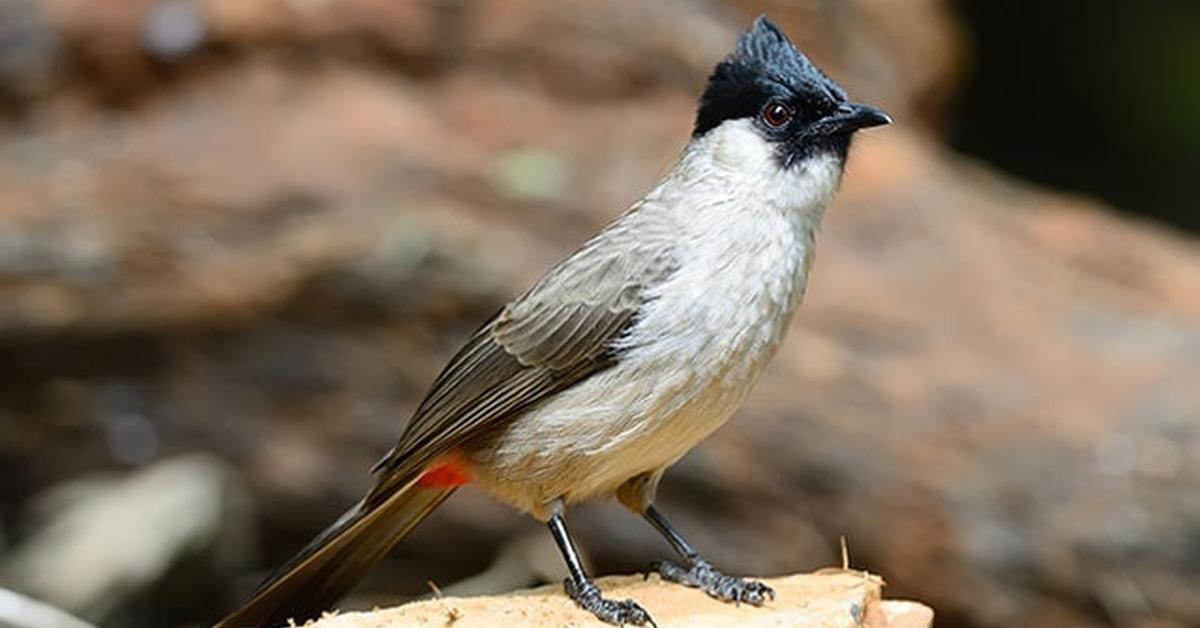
left=565, top=578, right=657, bottom=627
left=653, top=559, right=775, bottom=606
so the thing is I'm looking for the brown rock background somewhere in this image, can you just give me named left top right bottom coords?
left=0, top=1, right=1196, bottom=627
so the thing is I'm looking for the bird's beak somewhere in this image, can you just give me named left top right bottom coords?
left=821, top=102, right=892, bottom=134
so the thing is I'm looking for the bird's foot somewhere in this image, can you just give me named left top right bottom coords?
left=564, top=578, right=657, bottom=627
left=653, top=559, right=775, bottom=605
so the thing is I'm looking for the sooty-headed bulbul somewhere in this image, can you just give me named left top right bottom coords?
left=215, top=15, right=889, bottom=627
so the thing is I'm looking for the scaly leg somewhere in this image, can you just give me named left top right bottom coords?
left=547, top=507, right=657, bottom=626
left=644, top=505, right=775, bottom=605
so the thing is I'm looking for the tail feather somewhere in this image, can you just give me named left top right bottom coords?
left=214, top=481, right=455, bottom=628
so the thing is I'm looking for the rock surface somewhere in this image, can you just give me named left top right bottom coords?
left=1, top=455, right=251, bottom=623
left=309, top=571, right=932, bottom=628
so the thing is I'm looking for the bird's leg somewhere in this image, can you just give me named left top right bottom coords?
left=547, top=506, right=656, bottom=626
left=643, top=505, right=775, bottom=605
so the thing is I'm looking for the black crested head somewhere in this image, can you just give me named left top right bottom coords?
left=693, top=16, right=889, bottom=165
left=693, top=16, right=842, bottom=137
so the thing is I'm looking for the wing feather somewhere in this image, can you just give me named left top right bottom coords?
left=367, top=210, right=679, bottom=503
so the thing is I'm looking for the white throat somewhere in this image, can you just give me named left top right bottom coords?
left=653, top=117, right=845, bottom=229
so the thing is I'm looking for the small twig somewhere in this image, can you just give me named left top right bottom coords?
left=426, top=580, right=463, bottom=623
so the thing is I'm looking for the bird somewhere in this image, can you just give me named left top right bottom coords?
left=214, top=15, right=889, bottom=628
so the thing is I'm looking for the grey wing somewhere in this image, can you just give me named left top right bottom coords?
left=367, top=212, right=678, bottom=502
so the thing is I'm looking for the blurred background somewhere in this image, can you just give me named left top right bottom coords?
left=0, top=1, right=1197, bottom=627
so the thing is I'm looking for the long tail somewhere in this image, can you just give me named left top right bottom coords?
left=214, top=481, right=456, bottom=628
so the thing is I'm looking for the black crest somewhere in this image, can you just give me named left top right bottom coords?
left=693, top=16, right=846, bottom=137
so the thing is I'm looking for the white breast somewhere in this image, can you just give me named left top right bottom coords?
left=471, top=119, right=844, bottom=517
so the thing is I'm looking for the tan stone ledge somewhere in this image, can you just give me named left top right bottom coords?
left=307, top=570, right=933, bottom=628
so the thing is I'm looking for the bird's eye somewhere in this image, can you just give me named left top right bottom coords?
left=761, top=101, right=793, bottom=128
